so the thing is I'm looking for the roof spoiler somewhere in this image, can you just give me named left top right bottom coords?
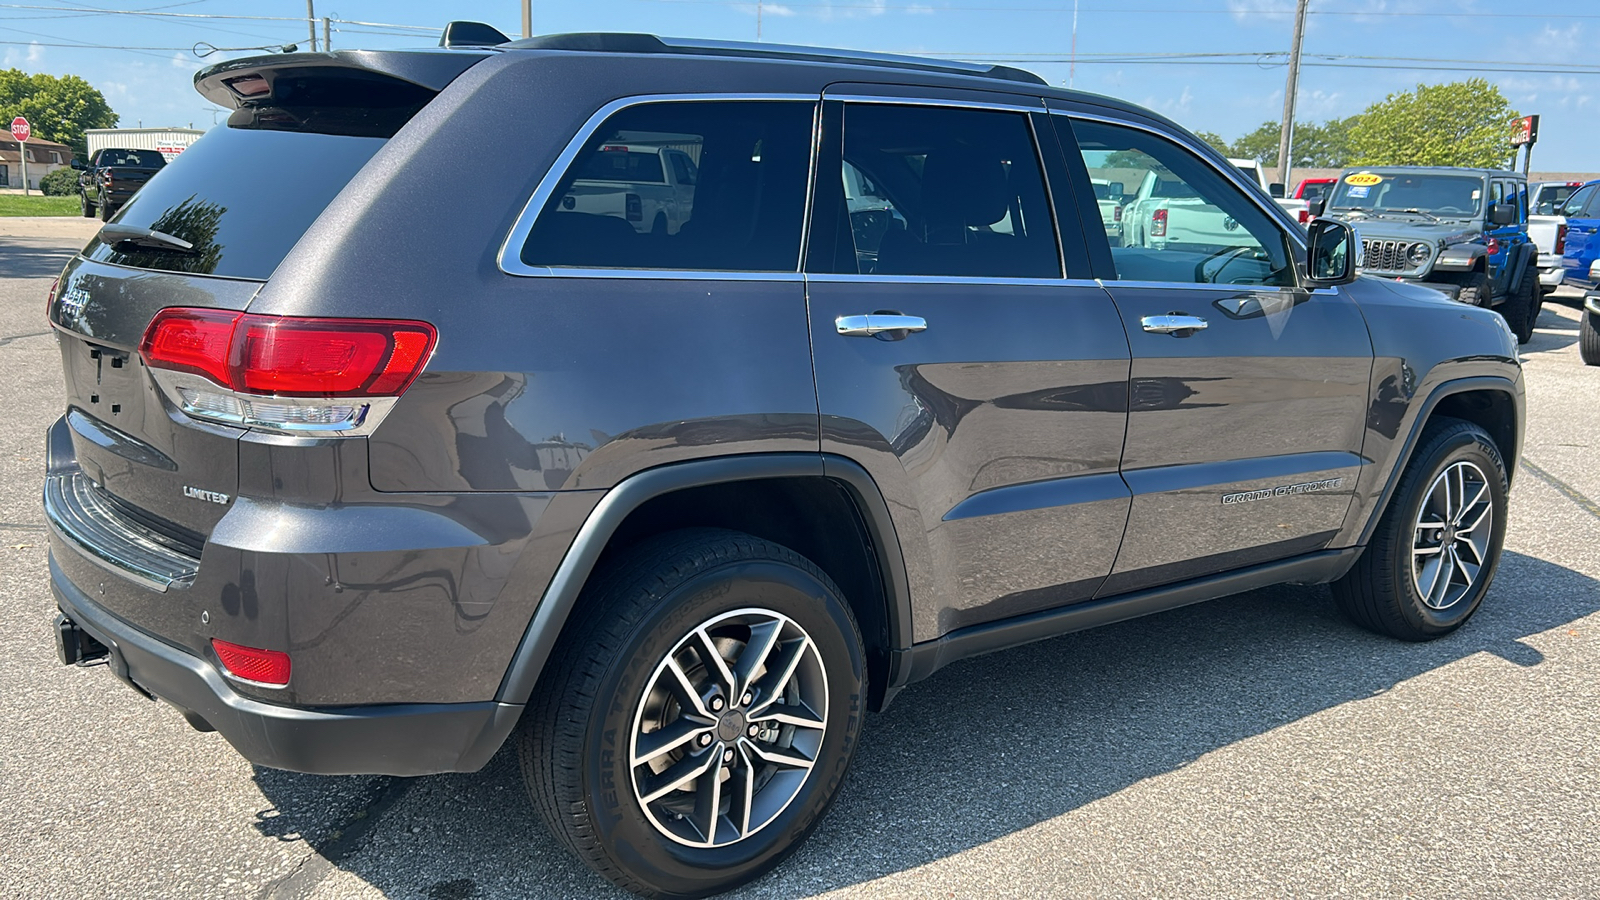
left=440, top=21, right=511, bottom=49
left=194, top=49, right=492, bottom=110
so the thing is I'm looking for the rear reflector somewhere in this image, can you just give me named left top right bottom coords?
left=212, top=639, right=290, bottom=686
left=140, top=309, right=436, bottom=398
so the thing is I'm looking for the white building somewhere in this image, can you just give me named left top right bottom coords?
left=85, top=127, right=207, bottom=162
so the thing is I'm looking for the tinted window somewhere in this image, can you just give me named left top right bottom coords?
left=577, top=149, right=665, bottom=184
left=83, top=128, right=386, bottom=280
left=521, top=101, right=813, bottom=272
left=820, top=103, right=1059, bottom=278
left=97, top=149, right=165, bottom=168
left=1073, top=119, right=1294, bottom=287
left=1328, top=172, right=1484, bottom=217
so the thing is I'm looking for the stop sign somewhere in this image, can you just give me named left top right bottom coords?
left=9, top=116, right=28, bottom=143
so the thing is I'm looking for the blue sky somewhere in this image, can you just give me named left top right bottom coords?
left=3, top=1, right=1595, bottom=171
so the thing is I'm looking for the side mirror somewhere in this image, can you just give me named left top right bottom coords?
left=1306, top=218, right=1360, bottom=287
left=1269, top=183, right=1286, bottom=199
left=1489, top=203, right=1515, bottom=226
left=1108, top=181, right=1124, bottom=200
left=1306, top=197, right=1327, bottom=218
left=70, top=159, right=85, bottom=170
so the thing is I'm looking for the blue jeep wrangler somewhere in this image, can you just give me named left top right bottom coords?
left=1314, top=166, right=1542, bottom=343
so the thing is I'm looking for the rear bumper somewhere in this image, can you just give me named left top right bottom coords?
left=51, top=552, right=521, bottom=776
left=1539, top=264, right=1566, bottom=287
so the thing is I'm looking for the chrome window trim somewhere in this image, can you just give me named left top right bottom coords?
left=1056, top=109, right=1309, bottom=254
left=822, top=92, right=1047, bottom=115
left=1100, top=278, right=1337, bottom=296
left=807, top=273, right=1090, bottom=288
left=498, top=93, right=818, bottom=279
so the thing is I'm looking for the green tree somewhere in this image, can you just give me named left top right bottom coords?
left=1216, top=117, right=1356, bottom=168
left=1347, top=79, right=1519, bottom=169
left=1193, top=130, right=1232, bottom=156
left=0, top=68, right=118, bottom=161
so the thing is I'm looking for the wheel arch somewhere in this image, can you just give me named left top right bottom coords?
left=493, top=454, right=914, bottom=714
left=1356, top=376, right=1522, bottom=547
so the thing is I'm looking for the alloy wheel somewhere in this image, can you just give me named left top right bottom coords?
left=629, top=607, right=828, bottom=848
left=1411, top=460, right=1493, bottom=611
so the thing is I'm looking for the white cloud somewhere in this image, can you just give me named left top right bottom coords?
left=4, top=41, right=45, bottom=68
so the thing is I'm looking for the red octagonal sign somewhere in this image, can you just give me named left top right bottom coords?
left=10, top=116, right=29, bottom=143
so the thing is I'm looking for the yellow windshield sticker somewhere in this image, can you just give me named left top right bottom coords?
left=1345, top=173, right=1383, bottom=186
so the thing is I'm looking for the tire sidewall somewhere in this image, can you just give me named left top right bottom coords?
left=581, top=558, right=864, bottom=897
left=1384, top=428, right=1508, bottom=636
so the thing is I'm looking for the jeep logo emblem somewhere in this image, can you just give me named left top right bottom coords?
left=182, top=486, right=230, bottom=505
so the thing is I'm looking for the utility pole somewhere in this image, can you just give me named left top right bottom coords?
left=522, top=0, right=532, bottom=39
left=1069, top=0, right=1079, bottom=89
left=323, top=16, right=331, bottom=51
left=1275, top=0, right=1309, bottom=192
left=306, top=0, right=318, bottom=52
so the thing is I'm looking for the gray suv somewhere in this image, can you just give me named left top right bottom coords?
left=45, top=29, right=1524, bottom=898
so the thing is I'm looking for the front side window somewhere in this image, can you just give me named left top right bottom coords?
left=1073, top=119, right=1294, bottom=287
left=520, top=100, right=813, bottom=272
left=819, top=103, right=1060, bottom=279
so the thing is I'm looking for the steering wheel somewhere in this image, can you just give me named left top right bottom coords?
left=1194, top=246, right=1259, bottom=284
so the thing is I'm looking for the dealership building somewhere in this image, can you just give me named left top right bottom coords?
left=85, top=126, right=207, bottom=162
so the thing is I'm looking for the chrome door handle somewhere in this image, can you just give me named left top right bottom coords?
left=1141, top=314, right=1209, bottom=335
left=835, top=314, right=928, bottom=337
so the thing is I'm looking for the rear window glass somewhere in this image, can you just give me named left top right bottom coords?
left=520, top=100, right=813, bottom=272
left=97, top=149, right=165, bottom=168
left=83, top=72, right=434, bottom=280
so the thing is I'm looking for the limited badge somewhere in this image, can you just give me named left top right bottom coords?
left=1345, top=173, right=1383, bottom=187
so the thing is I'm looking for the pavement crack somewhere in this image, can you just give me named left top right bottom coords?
left=259, top=775, right=414, bottom=900
left=0, top=330, right=50, bottom=349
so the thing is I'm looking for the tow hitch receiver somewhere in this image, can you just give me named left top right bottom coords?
left=55, top=613, right=108, bottom=666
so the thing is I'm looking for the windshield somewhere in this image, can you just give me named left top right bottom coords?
left=1328, top=172, right=1484, bottom=218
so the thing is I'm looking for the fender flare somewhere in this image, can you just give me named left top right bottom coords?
left=1503, top=241, right=1537, bottom=295
left=1354, top=374, right=1523, bottom=548
left=491, top=453, right=914, bottom=708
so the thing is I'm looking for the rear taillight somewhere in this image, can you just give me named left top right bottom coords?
left=1113, top=205, right=1123, bottom=223
left=1555, top=223, right=1567, bottom=255
left=102, top=171, right=112, bottom=188
left=212, top=639, right=290, bottom=687
left=1298, top=209, right=1310, bottom=224
left=1486, top=237, right=1501, bottom=256
left=1151, top=208, right=1168, bottom=237
left=44, top=277, right=58, bottom=319
left=139, top=309, right=436, bottom=435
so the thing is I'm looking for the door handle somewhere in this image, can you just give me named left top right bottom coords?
left=1141, top=314, right=1209, bottom=335
left=835, top=314, right=928, bottom=337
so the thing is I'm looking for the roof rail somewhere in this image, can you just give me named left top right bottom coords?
left=500, top=32, right=1048, bottom=86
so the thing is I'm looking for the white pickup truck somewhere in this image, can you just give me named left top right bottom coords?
left=559, top=142, right=698, bottom=235
left=1231, top=158, right=1306, bottom=220
left=1120, top=169, right=1238, bottom=251
left=1529, top=181, right=1586, bottom=295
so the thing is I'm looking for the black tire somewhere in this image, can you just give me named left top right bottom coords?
left=98, top=194, right=113, bottom=222
left=1333, top=418, right=1508, bottom=641
left=520, top=528, right=865, bottom=899
left=1498, top=269, right=1539, bottom=345
left=1455, top=270, right=1488, bottom=307
left=79, top=192, right=95, bottom=218
left=1581, top=308, right=1600, bottom=366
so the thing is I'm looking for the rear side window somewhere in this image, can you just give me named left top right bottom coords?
left=520, top=100, right=814, bottom=272
left=84, top=71, right=436, bottom=280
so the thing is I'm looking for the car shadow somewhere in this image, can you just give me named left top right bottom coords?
left=1523, top=304, right=1578, bottom=354
left=247, top=549, right=1598, bottom=898
left=0, top=236, right=83, bottom=280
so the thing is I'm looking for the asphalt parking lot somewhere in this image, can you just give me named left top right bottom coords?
left=2, top=218, right=1597, bottom=899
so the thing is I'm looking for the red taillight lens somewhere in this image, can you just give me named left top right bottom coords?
left=1555, top=223, right=1567, bottom=255
left=212, top=638, right=290, bottom=686
left=1113, top=205, right=1123, bottom=223
left=45, top=277, right=58, bottom=318
left=1151, top=208, right=1168, bottom=237
left=1298, top=209, right=1310, bottom=224
left=140, top=308, right=436, bottom=398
